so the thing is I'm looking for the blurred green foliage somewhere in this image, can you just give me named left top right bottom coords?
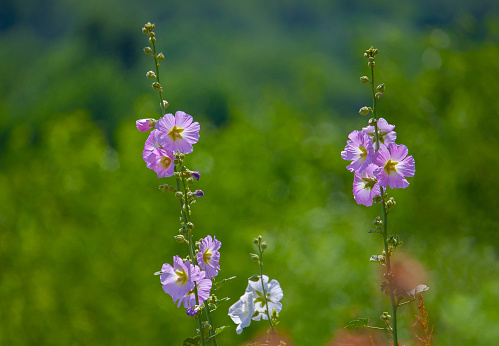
left=1, top=1, right=499, bottom=345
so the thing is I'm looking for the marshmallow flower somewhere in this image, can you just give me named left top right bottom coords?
left=196, top=235, right=221, bottom=279
left=341, top=130, right=375, bottom=173
left=245, top=275, right=283, bottom=321
left=160, top=256, right=203, bottom=304
left=156, top=111, right=200, bottom=154
left=228, top=292, right=255, bottom=334
left=136, top=118, right=156, bottom=132
left=362, top=118, right=397, bottom=146
left=373, top=143, right=415, bottom=189
left=353, top=164, right=381, bottom=207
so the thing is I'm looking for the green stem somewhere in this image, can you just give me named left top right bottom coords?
left=370, top=63, right=398, bottom=346
left=150, top=40, right=165, bottom=115
left=180, top=174, right=218, bottom=346
left=258, top=246, right=275, bottom=339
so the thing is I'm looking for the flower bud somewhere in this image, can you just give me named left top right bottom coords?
left=136, top=118, right=155, bottom=132
left=146, top=71, right=156, bottom=79
left=144, top=22, right=153, bottom=30
left=152, top=82, right=161, bottom=90
left=360, top=76, right=369, bottom=84
left=193, top=190, right=204, bottom=198
left=368, top=118, right=377, bottom=126
left=368, top=61, right=375, bottom=67
left=189, top=171, right=201, bottom=181
left=261, top=241, right=268, bottom=250
left=186, top=177, right=194, bottom=185
left=253, top=238, right=259, bottom=245
left=162, top=100, right=169, bottom=109
left=174, top=235, right=186, bottom=243
left=149, top=36, right=156, bottom=44
left=380, top=312, right=391, bottom=321
left=142, top=28, right=147, bottom=34
left=175, top=191, right=183, bottom=199
left=377, top=83, right=385, bottom=93
left=157, top=53, right=165, bottom=61
left=364, top=53, right=368, bottom=58
left=186, top=222, right=194, bottom=230
left=143, top=47, right=152, bottom=54
left=359, top=106, right=370, bottom=116
left=250, top=253, right=260, bottom=262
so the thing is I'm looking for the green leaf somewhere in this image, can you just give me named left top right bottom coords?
left=345, top=318, right=370, bottom=329
left=183, top=336, right=201, bottom=346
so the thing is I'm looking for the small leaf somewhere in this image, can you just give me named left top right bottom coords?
left=345, top=318, right=370, bottom=329
left=183, top=336, right=201, bottom=346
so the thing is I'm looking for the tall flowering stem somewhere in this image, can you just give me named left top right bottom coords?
left=368, top=49, right=398, bottom=345
left=140, top=22, right=213, bottom=346
left=255, top=237, right=275, bottom=338
left=342, top=47, right=422, bottom=343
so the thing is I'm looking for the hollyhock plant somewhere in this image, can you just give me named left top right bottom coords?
left=353, top=164, right=381, bottom=207
left=160, top=256, right=203, bottom=303
left=197, top=235, right=221, bottom=279
left=228, top=292, right=255, bottom=334
left=373, top=143, right=415, bottom=189
left=245, top=275, right=283, bottom=321
left=144, top=148, right=175, bottom=178
left=362, top=117, right=396, bottom=146
left=341, top=130, right=375, bottom=172
left=156, top=111, right=200, bottom=154
left=136, top=118, right=156, bottom=132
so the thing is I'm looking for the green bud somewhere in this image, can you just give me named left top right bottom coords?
left=380, top=312, right=391, bottom=321
left=368, top=118, right=377, bottom=126
left=261, top=241, right=267, bottom=250
left=162, top=100, right=169, bottom=109
left=148, top=31, right=155, bottom=38
left=377, top=83, right=385, bottom=93
left=375, top=92, right=383, bottom=98
left=152, top=82, right=161, bottom=90
left=360, top=76, right=369, bottom=84
left=186, top=222, right=194, bottom=230
left=186, top=177, right=194, bottom=185
left=174, top=235, right=186, bottom=243
left=143, top=47, right=152, bottom=54
left=248, top=274, right=260, bottom=282
left=250, top=253, right=260, bottom=262
left=146, top=71, right=156, bottom=79
left=149, top=36, right=156, bottom=44
left=175, top=191, right=183, bottom=199
left=364, top=52, right=368, bottom=58
left=373, top=195, right=382, bottom=204
left=359, top=106, right=370, bottom=116
left=157, top=53, right=165, bottom=61
left=144, top=22, right=153, bottom=30
left=373, top=48, right=379, bottom=56
left=142, top=28, right=147, bottom=34
left=253, top=238, right=259, bottom=245
left=368, top=61, right=375, bottom=67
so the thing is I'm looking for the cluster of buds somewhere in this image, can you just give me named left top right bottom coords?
left=364, top=46, right=379, bottom=67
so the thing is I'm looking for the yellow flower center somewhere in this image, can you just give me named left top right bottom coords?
left=175, top=270, right=188, bottom=285
left=168, top=126, right=184, bottom=141
left=203, top=250, right=212, bottom=264
left=161, top=156, right=172, bottom=169
left=359, top=146, right=367, bottom=159
left=384, top=160, right=398, bottom=174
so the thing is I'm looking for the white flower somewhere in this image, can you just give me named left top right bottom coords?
left=245, top=275, right=283, bottom=321
left=228, top=292, right=255, bottom=334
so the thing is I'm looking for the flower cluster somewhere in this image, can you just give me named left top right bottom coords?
left=137, top=111, right=200, bottom=178
left=159, top=235, right=221, bottom=314
left=228, top=275, right=283, bottom=334
left=341, top=118, right=415, bottom=206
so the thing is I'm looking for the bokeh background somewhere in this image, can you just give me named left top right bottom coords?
left=1, top=0, right=499, bottom=345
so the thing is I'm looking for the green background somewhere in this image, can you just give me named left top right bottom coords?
left=1, top=1, right=499, bottom=345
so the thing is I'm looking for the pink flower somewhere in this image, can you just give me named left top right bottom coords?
left=362, top=118, right=396, bottom=146
left=196, top=235, right=221, bottom=279
left=341, top=130, right=375, bottom=172
left=136, top=118, right=156, bottom=132
left=145, top=148, right=175, bottom=178
left=156, top=111, right=200, bottom=154
left=373, top=143, right=415, bottom=189
left=179, top=278, right=212, bottom=308
left=353, top=164, right=381, bottom=207
left=160, top=256, right=203, bottom=303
